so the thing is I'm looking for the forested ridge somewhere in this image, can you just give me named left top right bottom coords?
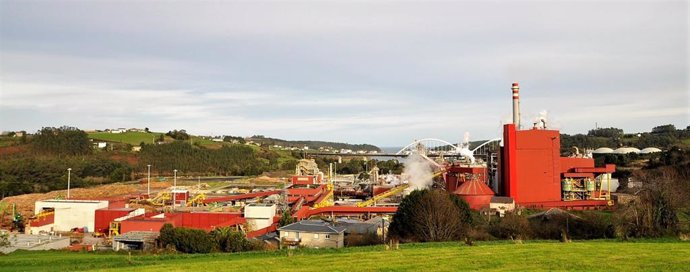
left=0, top=127, right=301, bottom=198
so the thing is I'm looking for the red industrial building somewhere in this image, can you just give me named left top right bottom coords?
left=448, top=82, right=615, bottom=210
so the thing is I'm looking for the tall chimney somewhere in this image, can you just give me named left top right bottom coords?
left=511, top=82, right=520, bottom=129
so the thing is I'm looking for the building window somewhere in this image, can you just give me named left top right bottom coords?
left=313, top=233, right=319, bottom=239
left=325, top=234, right=331, bottom=239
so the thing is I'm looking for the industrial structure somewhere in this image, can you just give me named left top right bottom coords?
left=16, top=82, right=617, bottom=250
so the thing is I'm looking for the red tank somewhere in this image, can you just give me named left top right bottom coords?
left=373, top=185, right=393, bottom=195
left=454, top=180, right=495, bottom=210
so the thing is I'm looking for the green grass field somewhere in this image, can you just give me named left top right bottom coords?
left=88, top=131, right=240, bottom=149
left=88, top=132, right=163, bottom=146
left=2, top=240, right=689, bottom=271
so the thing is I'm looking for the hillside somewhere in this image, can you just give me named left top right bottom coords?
left=1, top=240, right=689, bottom=271
left=88, top=131, right=164, bottom=146
left=247, top=136, right=381, bottom=152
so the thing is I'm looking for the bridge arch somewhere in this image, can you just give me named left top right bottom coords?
left=396, top=138, right=460, bottom=155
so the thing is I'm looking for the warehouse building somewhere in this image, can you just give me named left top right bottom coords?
left=278, top=220, right=346, bottom=248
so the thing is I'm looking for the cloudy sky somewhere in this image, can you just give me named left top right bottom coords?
left=0, top=1, right=687, bottom=146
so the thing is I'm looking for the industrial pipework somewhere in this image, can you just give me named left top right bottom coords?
left=512, top=82, right=520, bottom=129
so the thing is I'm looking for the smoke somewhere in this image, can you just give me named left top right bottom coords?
left=403, top=153, right=434, bottom=190
left=528, top=110, right=561, bottom=130
left=458, top=131, right=475, bottom=164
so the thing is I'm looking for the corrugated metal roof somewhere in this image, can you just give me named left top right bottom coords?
left=114, top=231, right=159, bottom=242
left=278, top=220, right=346, bottom=234
left=592, top=147, right=614, bottom=154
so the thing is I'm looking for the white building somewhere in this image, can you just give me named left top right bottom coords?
left=244, top=203, right=276, bottom=231
left=278, top=220, right=346, bottom=249
left=33, top=199, right=109, bottom=232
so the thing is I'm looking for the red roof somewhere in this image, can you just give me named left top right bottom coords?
left=454, top=180, right=494, bottom=196
left=202, top=190, right=281, bottom=204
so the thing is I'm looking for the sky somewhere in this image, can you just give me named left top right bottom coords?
left=0, top=0, right=688, bottom=147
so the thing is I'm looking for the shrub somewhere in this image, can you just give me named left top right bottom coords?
left=159, top=224, right=213, bottom=253
left=345, top=232, right=381, bottom=247
left=389, top=189, right=473, bottom=242
left=210, top=227, right=263, bottom=253
left=158, top=223, right=175, bottom=249
left=488, top=212, right=531, bottom=240
left=0, top=231, right=10, bottom=247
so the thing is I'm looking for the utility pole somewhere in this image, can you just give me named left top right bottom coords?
left=147, top=164, right=151, bottom=196
left=67, top=168, right=72, bottom=199
left=173, top=169, right=177, bottom=211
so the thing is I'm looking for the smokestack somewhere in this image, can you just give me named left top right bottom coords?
left=511, top=82, right=520, bottom=129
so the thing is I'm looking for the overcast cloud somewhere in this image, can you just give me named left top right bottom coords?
left=0, top=0, right=687, bottom=146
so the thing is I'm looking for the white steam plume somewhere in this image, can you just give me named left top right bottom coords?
left=458, top=131, right=476, bottom=164
left=403, top=153, right=434, bottom=191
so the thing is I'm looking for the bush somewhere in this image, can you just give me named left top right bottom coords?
left=158, top=223, right=175, bottom=249
left=528, top=212, right=614, bottom=240
left=488, top=212, right=531, bottom=240
left=0, top=231, right=10, bottom=248
left=389, top=189, right=473, bottom=242
left=159, top=224, right=213, bottom=253
left=345, top=233, right=381, bottom=247
left=613, top=189, right=678, bottom=238
left=210, top=227, right=263, bottom=253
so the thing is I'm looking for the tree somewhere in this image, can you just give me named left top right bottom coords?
left=587, top=127, right=624, bottom=138
left=158, top=223, right=175, bottom=249
left=651, top=124, right=676, bottom=135
left=0, top=231, right=10, bottom=248
left=166, top=129, right=190, bottom=141
left=31, top=126, right=91, bottom=156
left=159, top=225, right=213, bottom=253
left=223, top=135, right=245, bottom=144
left=279, top=209, right=295, bottom=227
left=209, top=227, right=257, bottom=253
left=389, top=189, right=473, bottom=242
left=144, top=127, right=150, bottom=133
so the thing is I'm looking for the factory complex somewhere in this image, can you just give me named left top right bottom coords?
left=14, top=82, right=618, bottom=252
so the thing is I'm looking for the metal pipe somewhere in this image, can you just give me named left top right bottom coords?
left=147, top=164, right=151, bottom=196
left=67, top=168, right=72, bottom=199
left=512, top=82, right=520, bottom=129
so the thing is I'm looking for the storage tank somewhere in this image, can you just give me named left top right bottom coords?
left=454, top=180, right=495, bottom=210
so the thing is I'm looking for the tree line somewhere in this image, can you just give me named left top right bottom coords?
left=138, top=141, right=297, bottom=176
left=248, top=135, right=381, bottom=152
left=561, top=124, right=690, bottom=155
left=0, top=126, right=301, bottom=198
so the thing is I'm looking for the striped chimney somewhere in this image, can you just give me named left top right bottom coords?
left=512, top=82, right=520, bottom=129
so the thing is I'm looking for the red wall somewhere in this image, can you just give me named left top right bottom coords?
left=512, top=128, right=562, bottom=203
left=175, top=212, right=242, bottom=231
left=503, top=124, right=518, bottom=199
left=94, top=208, right=135, bottom=233
left=292, top=175, right=315, bottom=185
left=107, top=199, right=127, bottom=209
left=560, top=157, right=594, bottom=173
left=120, top=219, right=171, bottom=233
left=30, top=213, right=54, bottom=228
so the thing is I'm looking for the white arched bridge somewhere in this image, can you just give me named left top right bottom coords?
left=305, top=137, right=502, bottom=159
left=395, top=137, right=501, bottom=157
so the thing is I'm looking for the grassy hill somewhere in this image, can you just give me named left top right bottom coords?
left=88, top=131, right=163, bottom=146
left=88, top=132, right=233, bottom=149
left=2, top=240, right=689, bottom=271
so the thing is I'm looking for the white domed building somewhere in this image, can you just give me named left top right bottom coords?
left=592, top=147, right=614, bottom=154
left=613, top=147, right=641, bottom=154
left=639, top=147, right=662, bottom=154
